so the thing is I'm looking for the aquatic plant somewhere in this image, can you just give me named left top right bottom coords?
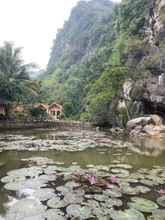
left=88, top=175, right=97, bottom=185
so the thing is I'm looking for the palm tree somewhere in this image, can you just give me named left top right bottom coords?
left=0, top=42, right=39, bottom=118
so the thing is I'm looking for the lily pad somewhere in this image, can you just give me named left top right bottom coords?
left=128, top=197, right=159, bottom=213
left=157, top=196, right=165, bottom=207
left=93, top=194, right=108, bottom=202
left=4, top=182, right=25, bottom=191
left=122, top=185, right=150, bottom=195
left=33, top=188, right=55, bottom=201
left=140, top=179, right=156, bottom=187
left=5, top=199, right=46, bottom=220
left=102, top=198, right=123, bottom=208
left=64, top=192, right=83, bottom=204
left=66, top=204, right=93, bottom=219
left=56, top=186, right=70, bottom=194
left=1, top=175, right=26, bottom=183
left=148, top=209, right=165, bottom=220
left=65, top=181, right=80, bottom=189
left=111, top=209, right=145, bottom=220
left=7, top=167, right=43, bottom=178
left=111, top=168, right=129, bottom=178
left=44, top=209, right=65, bottom=220
left=110, top=164, right=133, bottom=169
left=103, top=189, right=122, bottom=198
left=47, top=197, right=67, bottom=209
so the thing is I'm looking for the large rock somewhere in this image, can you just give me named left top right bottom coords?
left=143, top=124, right=165, bottom=136
left=127, top=117, right=153, bottom=130
left=150, top=114, right=163, bottom=126
left=127, top=115, right=165, bottom=137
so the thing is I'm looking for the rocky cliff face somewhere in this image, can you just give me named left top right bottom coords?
left=121, top=0, right=165, bottom=121
left=47, top=0, right=115, bottom=74
left=146, top=0, right=165, bottom=46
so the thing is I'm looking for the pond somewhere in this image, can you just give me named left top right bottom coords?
left=0, top=129, right=164, bottom=220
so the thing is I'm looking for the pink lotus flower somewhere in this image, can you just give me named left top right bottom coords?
left=158, top=189, right=165, bottom=195
left=88, top=175, right=96, bottom=185
left=111, top=176, right=118, bottom=184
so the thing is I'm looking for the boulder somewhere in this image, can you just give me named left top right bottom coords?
left=150, top=114, right=163, bottom=126
left=127, top=117, right=153, bottom=130
left=143, top=124, right=165, bottom=136
left=129, top=125, right=143, bottom=136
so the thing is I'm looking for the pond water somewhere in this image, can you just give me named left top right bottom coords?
left=0, top=129, right=164, bottom=219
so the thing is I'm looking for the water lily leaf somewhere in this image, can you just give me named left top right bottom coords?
left=1, top=175, right=26, bottom=183
left=4, top=182, right=25, bottom=191
left=7, top=167, right=43, bottom=178
left=111, top=168, right=129, bottom=178
left=66, top=204, right=92, bottom=219
left=140, top=179, right=156, bottom=187
left=111, top=209, right=145, bottom=220
left=84, top=199, right=100, bottom=209
left=47, top=197, right=67, bottom=209
left=102, top=198, right=123, bottom=208
left=128, top=197, right=159, bottom=213
left=64, top=192, right=83, bottom=204
left=33, top=188, right=55, bottom=201
left=44, top=209, right=65, bottom=220
left=5, top=199, right=46, bottom=220
left=65, top=181, right=80, bottom=189
left=94, top=165, right=110, bottom=172
left=38, top=174, right=56, bottom=182
left=103, top=189, right=122, bottom=198
left=122, top=185, right=140, bottom=195
left=122, top=185, right=150, bottom=195
left=56, top=186, right=70, bottom=194
left=4, top=178, right=47, bottom=192
left=157, top=196, right=165, bottom=207
left=147, top=209, right=165, bottom=220
left=110, top=164, right=133, bottom=169
left=93, top=194, right=108, bottom=202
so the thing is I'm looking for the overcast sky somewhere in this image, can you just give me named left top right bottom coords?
left=0, top=0, right=121, bottom=69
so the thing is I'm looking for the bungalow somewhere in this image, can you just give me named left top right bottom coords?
left=34, top=104, right=49, bottom=113
left=48, top=103, right=63, bottom=120
left=34, top=102, right=63, bottom=120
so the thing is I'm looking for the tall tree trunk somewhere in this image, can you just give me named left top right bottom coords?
left=4, top=104, right=12, bottom=120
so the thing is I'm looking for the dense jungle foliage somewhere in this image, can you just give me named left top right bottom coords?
left=41, top=0, right=165, bottom=126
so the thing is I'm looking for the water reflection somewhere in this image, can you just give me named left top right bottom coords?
left=130, top=136, right=165, bottom=157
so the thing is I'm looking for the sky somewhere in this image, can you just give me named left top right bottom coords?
left=0, top=0, right=121, bottom=69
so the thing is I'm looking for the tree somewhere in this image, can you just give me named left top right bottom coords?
left=87, top=67, right=128, bottom=125
left=0, top=42, right=39, bottom=118
left=30, top=108, right=47, bottom=120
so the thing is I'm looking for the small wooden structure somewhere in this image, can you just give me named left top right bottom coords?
left=34, top=102, right=63, bottom=120
left=48, top=103, right=63, bottom=120
left=34, top=104, right=49, bottom=113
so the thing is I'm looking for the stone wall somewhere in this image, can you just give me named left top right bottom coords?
left=0, top=120, right=93, bottom=131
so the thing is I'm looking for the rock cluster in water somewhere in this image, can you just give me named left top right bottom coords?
left=127, top=115, right=165, bottom=137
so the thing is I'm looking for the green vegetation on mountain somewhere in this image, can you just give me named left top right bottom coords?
left=41, top=0, right=165, bottom=126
